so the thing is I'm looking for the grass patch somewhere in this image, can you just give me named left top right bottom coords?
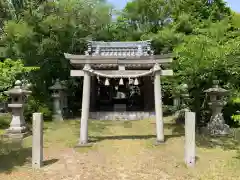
left=0, top=138, right=31, bottom=173
left=0, top=117, right=239, bottom=179
left=0, top=114, right=11, bottom=135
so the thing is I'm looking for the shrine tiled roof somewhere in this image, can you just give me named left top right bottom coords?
left=87, top=40, right=153, bottom=56
left=64, top=40, right=173, bottom=69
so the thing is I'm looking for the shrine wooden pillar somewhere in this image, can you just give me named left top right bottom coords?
left=154, top=64, right=164, bottom=144
left=142, top=76, right=154, bottom=111
left=79, top=64, right=91, bottom=145
left=90, top=76, right=97, bottom=111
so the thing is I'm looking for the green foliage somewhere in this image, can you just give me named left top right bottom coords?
left=0, top=0, right=239, bottom=125
left=232, top=114, right=240, bottom=122
left=231, top=96, right=240, bottom=123
left=231, top=12, right=240, bottom=28
left=122, top=0, right=172, bottom=33
left=0, top=0, right=113, bottom=116
left=0, top=58, right=38, bottom=101
left=163, top=105, right=177, bottom=116
left=172, top=19, right=239, bottom=120
left=233, top=98, right=240, bottom=104
left=0, top=114, right=11, bottom=129
left=172, top=0, right=231, bottom=22
left=24, top=96, right=52, bottom=121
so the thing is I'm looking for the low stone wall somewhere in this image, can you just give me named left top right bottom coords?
left=89, top=111, right=155, bottom=120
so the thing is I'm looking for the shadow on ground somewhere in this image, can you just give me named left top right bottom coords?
left=196, top=135, right=239, bottom=150
left=164, top=122, right=185, bottom=135
left=43, top=120, right=116, bottom=135
left=0, top=138, right=31, bottom=173
left=89, top=135, right=156, bottom=142
left=43, top=159, right=59, bottom=166
left=196, top=128, right=240, bottom=151
left=89, top=121, right=185, bottom=143
left=235, top=149, right=240, bottom=159
left=165, top=121, right=240, bottom=151
left=89, top=134, right=183, bottom=143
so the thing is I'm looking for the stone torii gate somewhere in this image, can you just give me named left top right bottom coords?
left=64, top=40, right=173, bottom=146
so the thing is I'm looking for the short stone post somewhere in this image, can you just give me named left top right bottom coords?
left=185, top=111, right=196, bottom=167
left=154, top=64, right=164, bottom=144
left=32, top=113, right=43, bottom=169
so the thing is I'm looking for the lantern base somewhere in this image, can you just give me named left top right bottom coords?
left=4, top=130, right=30, bottom=139
left=74, top=142, right=93, bottom=148
left=53, top=114, right=64, bottom=121
left=154, top=140, right=165, bottom=146
left=206, top=113, right=231, bottom=136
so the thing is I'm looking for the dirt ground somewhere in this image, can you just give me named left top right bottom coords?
left=0, top=118, right=240, bottom=180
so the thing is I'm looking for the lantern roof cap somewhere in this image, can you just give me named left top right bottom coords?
left=49, top=79, right=66, bottom=90
left=4, top=80, right=32, bottom=95
left=204, top=80, right=228, bottom=94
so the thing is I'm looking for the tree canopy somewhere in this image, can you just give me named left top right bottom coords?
left=0, top=0, right=239, bottom=123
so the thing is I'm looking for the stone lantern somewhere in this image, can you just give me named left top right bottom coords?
left=4, top=80, right=31, bottom=138
left=49, top=79, right=66, bottom=121
left=173, top=83, right=189, bottom=110
left=181, top=83, right=190, bottom=110
left=174, top=83, right=190, bottom=122
left=204, top=80, right=230, bottom=136
left=172, top=88, right=181, bottom=109
left=60, top=81, right=68, bottom=110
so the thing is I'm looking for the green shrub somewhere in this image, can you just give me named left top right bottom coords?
left=24, top=96, right=52, bottom=121
left=230, top=97, right=240, bottom=125
left=0, top=114, right=11, bottom=129
left=163, top=105, right=177, bottom=116
left=232, top=114, right=240, bottom=122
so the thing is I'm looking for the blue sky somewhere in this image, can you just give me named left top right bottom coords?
left=108, top=0, right=240, bottom=12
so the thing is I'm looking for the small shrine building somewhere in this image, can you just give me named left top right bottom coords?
left=64, top=40, right=173, bottom=145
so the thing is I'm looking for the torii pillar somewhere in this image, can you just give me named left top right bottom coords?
left=78, top=64, right=91, bottom=146
left=154, top=64, right=165, bottom=144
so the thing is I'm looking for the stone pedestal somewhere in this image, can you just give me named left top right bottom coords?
left=6, top=104, right=28, bottom=138
left=52, top=95, right=63, bottom=121
left=89, top=111, right=155, bottom=120
left=173, top=97, right=181, bottom=108
left=114, top=104, right=126, bottom=111
left=206, top=103, right=230, bottom=136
